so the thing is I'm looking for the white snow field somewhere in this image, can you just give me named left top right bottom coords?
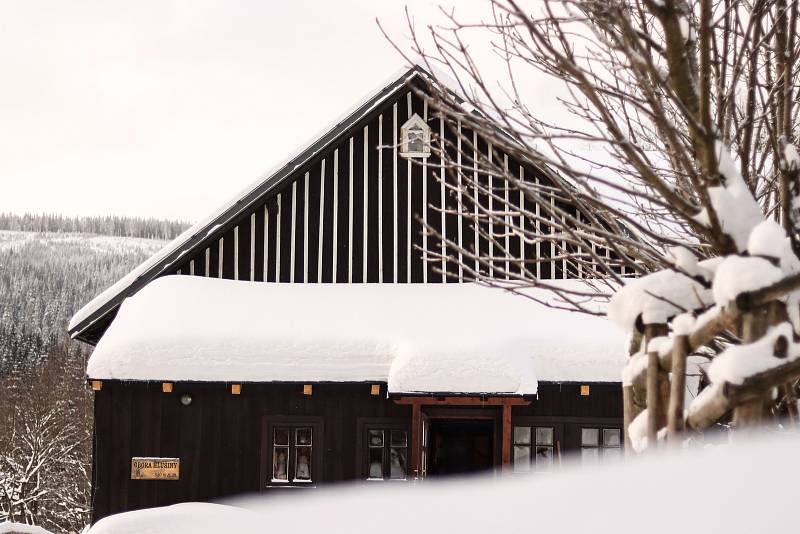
left=86, top=276, right=624, bottom=393
left=85, top=432, right=800, bottom=534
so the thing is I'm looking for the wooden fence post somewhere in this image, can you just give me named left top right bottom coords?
left=667, top=334, right=688, bottom=439
left=645, top=323, right=668, bottom=446
left=733, top=308, right=768, bottom=426
left=623, top=330, right=643, bottom=452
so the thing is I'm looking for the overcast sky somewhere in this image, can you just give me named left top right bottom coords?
left=0, top=1, right=554, bottom=222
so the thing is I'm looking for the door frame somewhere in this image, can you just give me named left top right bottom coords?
left=394, top=396, right=531, bottom=479
left=424, top=408, right=502, bottom=475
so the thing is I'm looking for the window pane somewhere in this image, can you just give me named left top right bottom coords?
left=514, top=426, right=531, bottom=445
left=389, top=448, right=407, bottom=479
left=535, top=446, right=553, bottom=471
left=369, top=430, right=384, bottom=447
left=295, top=445, right=312, bottom=481
left=274, top=427, right=289, bottom=446
left=391, top=430, right=407, bottom=447
left=296, top=427, right=312, bottom=446
left=513, top=445, right=531, bottom=473
left=581, top=447, right=599, bottom=465
left=272, top=447, right=289, bottom=481
left=581, top=428, right=599, bottom=446
left=603, top=428, right=621, bottom=448
left=368, top=446, right=384, bottom=479
left=536, top=427, right=553, bottom=446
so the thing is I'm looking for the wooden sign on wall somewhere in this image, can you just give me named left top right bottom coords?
left=131, top=457, right=180, bottom=480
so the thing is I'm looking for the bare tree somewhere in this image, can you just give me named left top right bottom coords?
left=0, top=344, right=92, bottom=532
left=386, top=0, right=800, bottom=444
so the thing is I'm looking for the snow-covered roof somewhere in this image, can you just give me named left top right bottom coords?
left=86, top=277, right=625, bottom=392
left=68, top=64, right=438, bottom=343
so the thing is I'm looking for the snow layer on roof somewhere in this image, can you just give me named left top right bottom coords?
left=68, top=65, right=428, bottom=336
left=86, top=277, right=624, bottom=391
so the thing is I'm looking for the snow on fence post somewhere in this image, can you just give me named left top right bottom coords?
left=667, top=334, right=688, bottom=439
left=645, top=323, right=668, bottom=445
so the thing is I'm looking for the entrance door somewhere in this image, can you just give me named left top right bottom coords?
left=426, top=419, right=494, bottom=477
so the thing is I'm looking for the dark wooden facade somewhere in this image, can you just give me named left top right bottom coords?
left=82, top=67, right=625, bottom=524
left=91, top=382, right=622, bottom=521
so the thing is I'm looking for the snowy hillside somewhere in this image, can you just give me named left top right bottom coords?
left=0, top=229, right=166, bottom=362
left=0, top=216, right=187, bottom=532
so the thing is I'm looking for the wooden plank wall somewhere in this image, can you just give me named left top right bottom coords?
left=92, top=382, right=621, bottom=522
left=171, top=84, right=599, bottom=284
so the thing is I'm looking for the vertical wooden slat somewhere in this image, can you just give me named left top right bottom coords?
left=276, top=193, right=282, bottom=282
left=473, top=130, right=479, bottom=274
left=363, top=125, right=369, bottom=282
left=534, top=173, right=541, bottom=278
left=233, top=226, right=239, bottom=281
left=378, top=114, right=384, bottom=283
left=457, top=119, right=463, bottom=281
left=349, top=137, right=354, bottom=283
left=406, top=94, right=413, bottom=282
left=488, top=143, right=494, bottom=277
left=393, top=102, right=398, bottom=283
left=318, top=160, right=325, bottom=282
left=504, top=154, right=510, bottom=279
left=440, top=116, right=447, bottom=281
left=423, top=99, right=429, bottom=283
left=264, top=204, right=269, bottom=282
left=520, top=166, right=526, bottom=277
left=333, top=149, right=339, bottom=282
left=218, top=237, right=224, bottom=279
left=205, top=248, right=210, bottom=278
left=304, top=172, right=309, bottom=283
left=250, top=213, right=256, bottom=281
left=291, top=181, right=297, bottom=283
left=189, top=260, right=195, bottom=276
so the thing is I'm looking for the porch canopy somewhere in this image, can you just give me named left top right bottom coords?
left=86, top=276, right=625, bottom=395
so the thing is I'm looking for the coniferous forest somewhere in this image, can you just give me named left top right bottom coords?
left=0, top=213, right=188, bottom=532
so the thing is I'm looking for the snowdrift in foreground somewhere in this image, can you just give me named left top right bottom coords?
left=88, top=432, right=800, bottom=534
left=87, top=277, right=623, bottom=393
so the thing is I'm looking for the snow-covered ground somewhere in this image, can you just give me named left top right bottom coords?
left=84, top=431, right=800, bottom=534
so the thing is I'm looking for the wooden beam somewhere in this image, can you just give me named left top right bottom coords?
left=410, top=402, right=421, bottom=479
left=394, top=396, right=530, bottom=407
left=162, top=382, right=173, bottom=393
left=303, top=384, right=313, bottom=396
left=501, top=402, right=512, bottom=470
left=91, top=380, right=102, bottom=392
left=370, top=384, right=381, bottom=396
left=231, top=384, right=241, bottom=395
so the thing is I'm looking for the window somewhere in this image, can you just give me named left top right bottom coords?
left=400, top=114, right=431, bottom=158
left=358, top=419, right=409, bottom=481
left=580, top=427, right=621, bottom=464
left=513, top=425, right=555, bottom=473
left=263, top=417, right=322, bottom=487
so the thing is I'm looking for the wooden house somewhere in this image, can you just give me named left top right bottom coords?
left=68, top=65, right=626, bottom=524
